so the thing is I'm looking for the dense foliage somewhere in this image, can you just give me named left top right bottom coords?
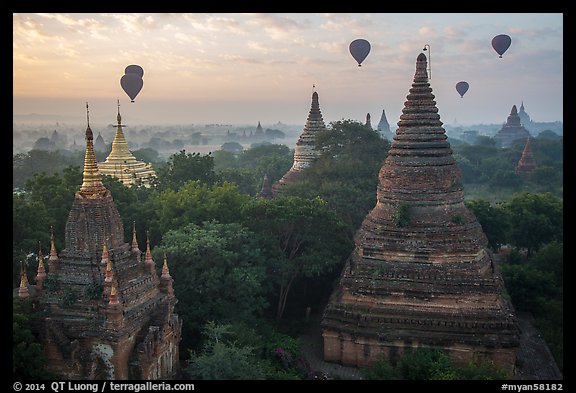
left=361, top=348, right=510, bottom=380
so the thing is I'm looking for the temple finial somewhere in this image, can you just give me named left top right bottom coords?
left=105, top=255, right=113, bottom=283
left=145, top=231, right=154, bottom=264
left=161, top=252, right=171, bottom=279
left=86, top=102, right=90, bottom=127
left=36, top=241, right=46, bottom=287
left=108, top=281, right=119, bottom=305
left=19, top=261, right=30, bottom=299
left=79, top=102, right=108, bottom=198
left=131, top=221, right=140, bottom=252
left=48, top=226, right=59, bottom=272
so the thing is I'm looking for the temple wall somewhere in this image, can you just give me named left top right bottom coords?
left=322, top=329, right=517, bottom=374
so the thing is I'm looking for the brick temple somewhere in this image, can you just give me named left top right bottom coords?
left=493, top=105, right=532, bottom=148
left=321, top=53, right=519, bottom=372
left=17, top=105, right=182, bottom=379
left=272, top=89, right=327, bottom=195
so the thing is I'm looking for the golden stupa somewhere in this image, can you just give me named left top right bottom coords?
left=98, top=101, right=156, bottom=187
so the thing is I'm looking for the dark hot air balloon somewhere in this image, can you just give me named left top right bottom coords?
left=125, top=64, right=144, bottom=78
left=455, top=81, right=469, bottom=98
left=349, top=39, right=371, bottom=67
left=491, top=34, right=512, bottom=58
left=121, top=73, right=143, bottom=102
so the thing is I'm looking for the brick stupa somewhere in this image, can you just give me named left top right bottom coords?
left=18, top=104, right=182, bottom=380
left=321, top=53, right=519, bottom=372
left=272, top=90, right=327, bottom=195
left=515, top=137, right=537, bottom=178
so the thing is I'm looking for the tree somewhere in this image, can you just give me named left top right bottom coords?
left=241, top=196, right=352, bottom=321
left=220, top=142, right=244, bottom=154
left=502, top=192, right=563, bottom=257
left=465, top=199, right=510, bottom=251
left=157, top=221, right=268, bottom=349
left=143, top=180, right=250, bottom=244
left=283, top=119, right=389, bottom=231
left=156, top=150, right=218, bottom=190
left=13, top=299, right=54, bottom=379
left=186, top=321, right=265, bottom=380
left=132, top=147, right=161, bottom=165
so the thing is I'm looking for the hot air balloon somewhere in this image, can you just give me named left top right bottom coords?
left=125, top=64, right=144, bottom=78
left=455, top=81, right=469, bottom=98
left=349, top=39, right=371, bottom=67
left=121, top=73, right=143, bottom=102
left=491, top=34, right=512, bottom=58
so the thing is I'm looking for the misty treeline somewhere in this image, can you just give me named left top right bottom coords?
left=13, top=120, right=562, bottom=379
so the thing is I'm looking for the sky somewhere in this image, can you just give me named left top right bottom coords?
left=13, top=13, right=563, bottom=127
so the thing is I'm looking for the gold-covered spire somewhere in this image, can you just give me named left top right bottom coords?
left=161, top=252, right=171, bottom=279
left=105, top=100, right=138, bottom=164
left=49, top=226, right=58, bottom=262
left=108, top=281, right=119, bottom=305
left=36, top=241, right=47, bottom=284
left=19, top=262, right=30, bottom=299
left=79, top=103, right=108, bottom=198
left=105, top=256, right=113, bottom=283
left=101, top=238, right=109, bottom=266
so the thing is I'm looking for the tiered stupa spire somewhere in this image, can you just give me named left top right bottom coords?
left=515, top=137, right=537, bottom=178
left=272, top=89, right=326, bottom=195
left=79, top=103, right=108, bottom=199
left=98, top=101, right=156, bottom=187
left=321, top=53, right=519, bottom=372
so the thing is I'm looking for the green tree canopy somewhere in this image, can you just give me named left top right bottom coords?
left=502, top=192, right=563, bottom=256
left=241, top=196, right=353, bottom=320
left=13, top=299, right=54, bottom=380
left=465, top=199, right=510, bottom=251
left=157, top=221, right=268, bottom=349
left=156, top=150, right=218, bottom=190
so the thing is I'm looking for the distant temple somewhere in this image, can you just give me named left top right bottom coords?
left=517, top=101, right=532, bottom=129
left=257, top=174, right=274, bottom=199
left=493, top=105, right=532, bottom=148
left=272, top=90, right=327, bottom=195
left=94, top=132, right=107, bottom=152
left=255, top=121, right=264, bottom=136
left=376, top=109, right=394, bottom=141
left=15, top=104, right=182, bottom=379
left=515, top=137, right=537, bottom=178
left=321, top=53, right=519, bottom=372
left=365, top=113, right=372, bottom=130
left=97, top=102, right=156, bottom=187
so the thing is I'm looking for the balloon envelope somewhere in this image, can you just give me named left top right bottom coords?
left=125, top=64, right=144, bottom=78
left=349, top=39, right=371, bottom=66
left=455, top=81, right=469, bottom=98
left=491, top=34, right=512, bottom=58
left=121, top=73, right=143, bottom=102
